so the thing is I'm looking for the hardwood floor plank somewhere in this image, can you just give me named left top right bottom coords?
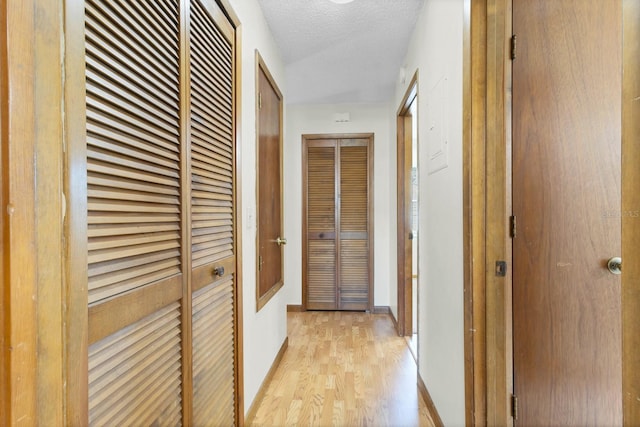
left=250, top=311, right=436, bottom=427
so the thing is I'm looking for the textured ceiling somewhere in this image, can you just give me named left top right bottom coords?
left=257, top=0, right=424, bottom=105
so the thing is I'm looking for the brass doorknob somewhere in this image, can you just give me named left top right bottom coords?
left=276, top=237, right=287, bottom=246
left=607, top=257, right=622, bottom=275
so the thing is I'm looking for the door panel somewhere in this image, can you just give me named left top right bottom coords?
left=192, top=278, right=235, bottom=426
left=85, top=0, right=182, bottom=306
left=339, top=143, right=370, bottom=310
left=88, top=303, right=183, bottom=425
left=189, top=0, right=237, bottom=423
left=305, top=143, right=338, bottom=310
left=512, top=1, right=622, bottom=425
left=85, top=0, right=185, bottom=421
left=257, top=56, right=284, bottom=309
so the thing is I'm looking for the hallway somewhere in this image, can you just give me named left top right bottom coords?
left=249, top=311, right=436, bottom=426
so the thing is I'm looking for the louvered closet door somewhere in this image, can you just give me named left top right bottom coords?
left=85, top=0, right=184, bottom=425
left=304, top=136, right=373, bottom=311
left=339, top=140, right=371, bottom=310
left=189, top=0, right=237, bottom=424
left=83, top=0, right=238, bottom=424
left=305, top=141, right=338, bottom=310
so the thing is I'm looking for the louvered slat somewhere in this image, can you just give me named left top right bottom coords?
left=340, top=240, right=369, bottom=309
left=190, top=0, right=234, bottom=268
left=192, top=277, right=236, bottom=426
left=88, top=303, right=183, bottom=426
left=85, top=0, right=182, bottom=305
left=307, top=146, right=336, bottom=233
left=340, top=146, right=368, bottom=232
left=307, top=240, right=337, bottom=308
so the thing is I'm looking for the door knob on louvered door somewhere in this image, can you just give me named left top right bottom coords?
left=607, top=257, right=622, bottom=275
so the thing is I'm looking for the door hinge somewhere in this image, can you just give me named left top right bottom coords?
left=510, top=215, right=517, bottom=238
left=258, top=92, right=262, bottom=109
left=510, top=34, right=517, bottom=60
left=511, top=394, right=518, bottom=420
left=258, top=255, right=263, bottom=271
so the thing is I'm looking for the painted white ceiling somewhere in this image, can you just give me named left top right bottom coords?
left=257, top=0, right=425, bottom=105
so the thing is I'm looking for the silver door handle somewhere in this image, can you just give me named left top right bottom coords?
left=607, top=257, right=622, bottom=275
left=276, top=237, right=287, bottom=246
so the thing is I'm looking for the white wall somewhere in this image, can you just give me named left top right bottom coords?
left=226, top=0, right=289, bottom=416
left=283, top=104, right=397, bottom=312
left=394, top=0, right=466, bottom=425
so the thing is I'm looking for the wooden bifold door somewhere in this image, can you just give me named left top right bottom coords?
left=66, top=0, right=240, bottom=424
left=302, top=134, right=374, bottom=311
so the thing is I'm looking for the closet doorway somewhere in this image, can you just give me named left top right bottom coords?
left=302, top=134, right=374, bottom=311
left=397, top=73, right=419, bottom=351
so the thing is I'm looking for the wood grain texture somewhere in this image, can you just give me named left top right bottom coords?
left=396, top=73, right=418, bottom=337
left=88, top=303, right=183, bottom=425
left=622, top=0, right=640, bottom=424
left=303, top=135, right=373, bottom=311
left=189, top=1, right=238, bottom=424
left=512, top=1, right=622, bottom=424
left=64, top=0, right=90, bottom=422
left=192, top=277, right=236, bottom=426
left=304, top=142, right=337, bottom=309
left=0, top=5, right=5, bottom=414
left=339, top=144, right=370, bottom=310
left=179, top=1, right=193, bottom=424
left=85, top=0, right=182, bottom=305
left=4, top=1, right=39, bottom=423
left=483, top=0, right=513, bottom=425
left=256, top=51, right=284, bottom=310
left=250, top=312, right=436, bottom=427
left=417, top=374, right=444, bottom=427
left=33, top=0, right=65, bottom=422
left=0, top=1, right=64, bottom=425
left=463, top=0, right=488, bottom=424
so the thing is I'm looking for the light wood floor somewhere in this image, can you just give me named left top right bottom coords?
left=249, top=311, right=436, bottom=427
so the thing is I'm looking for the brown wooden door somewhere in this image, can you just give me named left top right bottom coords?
left=303, top=135, right=373, bottom=311
left=512, top=1, right=622, bottom=425
left=188, top=1, right=237, bottom=424
left=81, top=0, right=239, bottom=424
left=304, top=139, right=338, bottom=309
left=256, top=55, right=284, bottom=310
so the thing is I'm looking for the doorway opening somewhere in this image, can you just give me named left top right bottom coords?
left=396, top=72, right=419, bottom=352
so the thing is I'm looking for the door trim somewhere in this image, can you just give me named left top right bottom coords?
left=621, top=0, right=640, bottom=422
left=301, top=133, right=375, bottom=312
left=464, top=0, right=640, bottom=425
left=255, top=50, right=284, bottom=312
left=396, top=72, right=418, bottom=337
left=2, top=1, right=66, bottom=424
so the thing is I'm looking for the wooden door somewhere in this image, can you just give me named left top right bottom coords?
left=188, top=1, right=237, bottom=424
left=512, top=1, right=622, bottom=425
left=256, top=54, right=284, bottom=310
left=303, top=134, right=373, bottom=311
left=304, top=139, right=338, bottom=309
left=77, top=0, right=239, bottom=424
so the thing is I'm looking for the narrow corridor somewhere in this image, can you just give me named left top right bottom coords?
left=250, top=311, right=435, bottom=426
